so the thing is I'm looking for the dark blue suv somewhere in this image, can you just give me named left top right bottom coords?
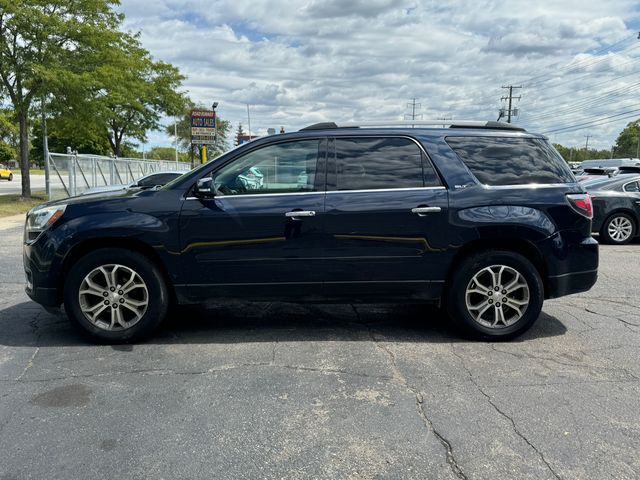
left=23, top=121, right=598, bottom=342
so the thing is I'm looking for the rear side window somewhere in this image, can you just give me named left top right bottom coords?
left=446, top=136, right=574, bottom=186
left=334, top=137, right=440, bottom=191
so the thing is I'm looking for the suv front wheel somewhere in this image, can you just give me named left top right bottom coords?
left=64, top=248, right=169, bottom=343
left=446, top=250, right=543, bottom=340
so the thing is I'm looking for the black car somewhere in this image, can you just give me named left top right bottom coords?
left=586, top=174, right=640, bottom=244
left=23, top=120, right=598, bottom=343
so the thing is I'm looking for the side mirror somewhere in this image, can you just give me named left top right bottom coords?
left=194, top=177, right=215, bottom=197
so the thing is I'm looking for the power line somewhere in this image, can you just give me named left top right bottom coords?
left=516, top=33, right=638, bottom=86
left=541, top=107, right=640, bottom=134
left=525, top=83, right=640, bottom=122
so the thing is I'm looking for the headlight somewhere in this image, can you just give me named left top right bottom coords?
left=25, top=204, right=66, bottom=241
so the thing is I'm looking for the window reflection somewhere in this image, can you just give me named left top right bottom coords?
left=446, top=137, right=574, bottom=186
left=335, top=138, right=438, bottom=190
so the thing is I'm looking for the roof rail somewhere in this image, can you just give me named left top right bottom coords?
left=299, top=120, right=526, bottom=132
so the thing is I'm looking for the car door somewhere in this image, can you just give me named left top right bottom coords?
left=322, top=136, right=450, bottom=300
left=622, top=179, right=640, bottom=218
left=178, top=138, right=327, bottom=301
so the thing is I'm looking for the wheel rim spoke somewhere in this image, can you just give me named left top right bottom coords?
left=78, top=264, right=148, bottom=332
left=609, top=217, right=633, bottom=241
left=465, top=264, right=530, bottom=329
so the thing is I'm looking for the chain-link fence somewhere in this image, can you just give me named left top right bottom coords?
left=48, top=153, right=192, bottom=199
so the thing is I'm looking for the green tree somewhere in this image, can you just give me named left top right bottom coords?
left=553, top=143, right=613, bottom=163
left=613, top=120, right=640, bottom=158
left=51, top=33, right=189, bottom=158
left=0, top=0, right=124, bottom=197
left=235, top=122, right=246, bottom=146
left=30, top=116, right=112, bottom=165
left=145, top=146, right=189, bottom=162
left=0, top=141, right=14, bottom=164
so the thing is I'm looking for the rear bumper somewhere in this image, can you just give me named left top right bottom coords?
left=543, top=235, right=599, bottom=298
left=547, top=269, right=598, bottom=299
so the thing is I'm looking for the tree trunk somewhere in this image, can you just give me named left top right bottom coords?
left=18, top=110, right=31, bottom=198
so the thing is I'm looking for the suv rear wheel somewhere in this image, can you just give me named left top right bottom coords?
left=64, top=248, right=169, bottom=343
left=446, top=250, right=543, bottom=340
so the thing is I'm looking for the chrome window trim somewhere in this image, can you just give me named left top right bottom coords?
left=480, top=183, right=577, bottom=190
left=185, top=186, right=446, bottom=200
left=326, top=186, right=446, bottom=194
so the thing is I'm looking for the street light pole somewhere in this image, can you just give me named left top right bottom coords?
left=174, top=119, right=178, bottom=163
left=41, top=97, right=50, bottom=199
left=212, top=102, right=218, bottom=158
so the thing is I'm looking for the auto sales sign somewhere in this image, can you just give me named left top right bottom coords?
left=190, top=110, right=216, bottom=145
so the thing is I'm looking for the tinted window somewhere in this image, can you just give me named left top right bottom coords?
left=446, top=136, right=574, bottom=186
left=334, top=137, right=438, bottom=190
left=624, top=181, right=640, bottom=192
left=213, top=140, right=320, bottom=195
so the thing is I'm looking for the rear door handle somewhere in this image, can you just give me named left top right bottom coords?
left=411, top=206, right=442, bottom=215
left=285, top=210, right=316, bottom=218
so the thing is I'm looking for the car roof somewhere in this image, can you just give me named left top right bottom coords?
left=584, top=174, right=640, bottom=190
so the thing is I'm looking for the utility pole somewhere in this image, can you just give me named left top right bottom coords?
left=404, top=98, right=422, bottom=127
left=247, top=104, right=252, bottom=141
left=438, top=116, right=452, bottom=128
left=584, top=135, right=591, bottom=156
left=500, top=85, right=522, bottom=123
left=636, top=124, right=640, bottom=159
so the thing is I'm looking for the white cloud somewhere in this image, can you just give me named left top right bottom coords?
left=119, top=0, right=640, bottom=150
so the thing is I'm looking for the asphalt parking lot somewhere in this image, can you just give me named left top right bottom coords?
left=0, top=214, right=639, bottom=480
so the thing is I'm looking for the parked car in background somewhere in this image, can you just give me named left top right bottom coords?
left=576, top=167, right=618, bottom=182
left=23, top=120, right=598, bottom=343
left=585, top=174, right=640, bottom=244
left=0, top=164, right=13, bottom=181
left=81, top=171, right=184, bottom=196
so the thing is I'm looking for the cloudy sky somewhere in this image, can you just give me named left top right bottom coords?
left=118, top=0, right=640, bottom=152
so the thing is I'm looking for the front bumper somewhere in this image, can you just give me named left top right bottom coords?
left=24, top=236, right=63, bottom=308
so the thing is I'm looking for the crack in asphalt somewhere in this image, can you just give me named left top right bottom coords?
left=9, top=362, right=394, bottom=384
left=584, top=307, right=640, bottom=330
left=350, top=305, right=467, bottom=480
left=488, top=344, right=639, bottom=381
left=451, top=344, right=562, bottom=480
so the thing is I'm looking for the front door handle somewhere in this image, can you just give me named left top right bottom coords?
left=285, top=210, right=316, bottom=218
left=411, top=206, right=442, bottom=215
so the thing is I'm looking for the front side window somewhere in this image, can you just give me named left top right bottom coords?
left=334, top=137, right=437, bottom=191
left=623, top=180, right=640, bottom=192
left=212, top=140, right=320, bottom=195
left=446, top=136, right=574, bottom=186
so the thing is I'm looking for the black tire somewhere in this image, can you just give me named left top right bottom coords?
left=64, top=248, right=169, bottom=343
left=8, top=173, right=12, bottom=181
left=599, top=212, right=636, bottom=245
left=446, top=250, right=544, bottom=341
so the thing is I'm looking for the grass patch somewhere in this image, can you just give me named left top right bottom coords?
left=10, top=169, right=45, bottom=175
left=0, top=191, right=48, bottom=216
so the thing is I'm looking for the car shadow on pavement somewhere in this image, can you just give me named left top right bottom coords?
left=0, top=301, right=567, bottom=347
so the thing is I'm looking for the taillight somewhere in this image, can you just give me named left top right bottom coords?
left=566, top=193, right=593, bottom=219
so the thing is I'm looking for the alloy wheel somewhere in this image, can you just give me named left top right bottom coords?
left=607, top=216, right=633, bottom=243
left=465, top=264, right=530, bottom=328
left=78, top=264, right=149, bottom=331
